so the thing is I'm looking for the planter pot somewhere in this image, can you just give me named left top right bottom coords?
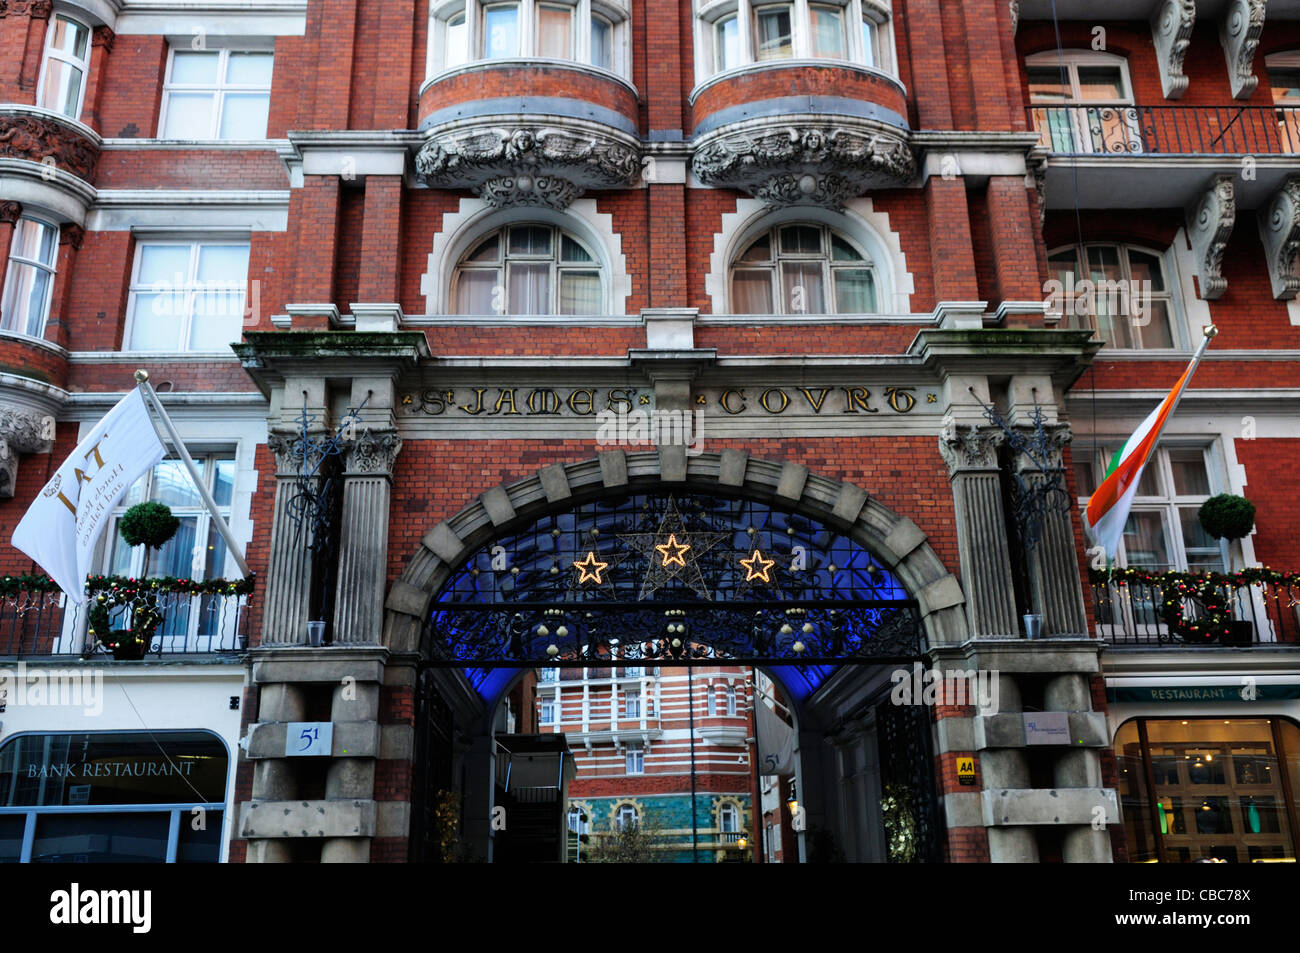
left=1220, top=621, right=1254, bottom=647
left=306, top=621, right=326, bottom=647
left=1023, top=613, right=1043, bottom=640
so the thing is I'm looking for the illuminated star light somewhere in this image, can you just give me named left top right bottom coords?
left=655, top=534, right=691, bottom=568
left=573, top=550, right=609, bottom=585
left=739, top=548, right=776, bottom=584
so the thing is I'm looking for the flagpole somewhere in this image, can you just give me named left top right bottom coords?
left=133, top=369, right=252, bottom=578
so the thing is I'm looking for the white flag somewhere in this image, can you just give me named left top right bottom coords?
left=11, top=389, right=165, bottom=602
left=755, top=699, right=796, bottom=776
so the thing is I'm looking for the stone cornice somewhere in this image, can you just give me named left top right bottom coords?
left=691, top=116, right=915, bottom=209
left=0, top=110, right=100, bottom=182
left=234, top=331, right=433, bottom=398
left=414, top=117, right=641, bottom=210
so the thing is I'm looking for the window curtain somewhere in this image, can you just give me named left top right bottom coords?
left=732, top=270, right=774, bottom=314
left=508, top=262, right=550, bottom=314
left=559, top=271, right=600, bottom=315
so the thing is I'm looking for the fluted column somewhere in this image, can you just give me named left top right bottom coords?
left=939, top=421, right=1018, bottom=638
left=1015, top=425, right=1089, bottom=638
left=331, top=428, right=401, bottom=644
left=261, top=433, right=321, bottom=645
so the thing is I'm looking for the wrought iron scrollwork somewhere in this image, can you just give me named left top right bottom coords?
left=424, top=493, right=924, bottom=682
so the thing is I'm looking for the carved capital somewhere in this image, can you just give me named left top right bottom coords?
left=344, top=429, right=402, bottom=476
left=1012, top=423, right=1073, bottom=473
left=0, top=200, right=21, bottom=225
left=0, top=1, right=54, bottom=18
left=1259, top=176, right=1300, bottom=300
left=1186, top=174, right=1235, bottom=300
left=268, top=431, right=326, bottom=477
left=0, top=115, right=100, bottom=181
left=415, top=122, right=641, bottom=210
left=0, top=406, right=54, bottom=500
left=939, top=420, right=1005, bottom=474
left=691, top=119, right=915, bottom=210
left=59, top=223, right=84, bottom=250
left=92, top=25, right=114, bottom=51
left=1220, top=0, right=1266, bottom=100
left=1009, top=0, right=1018, bottom=34
left=1152, top=0, right=1196, bottom=99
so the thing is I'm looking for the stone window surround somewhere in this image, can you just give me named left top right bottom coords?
left=1045, top=238, right=1188, bottom=352
left=421, top=195, right=630, bottom=315
left=706, top=196, right=913, bottom=315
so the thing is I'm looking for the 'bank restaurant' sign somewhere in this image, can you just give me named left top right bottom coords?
left=404, top=384, right=941, bottom=417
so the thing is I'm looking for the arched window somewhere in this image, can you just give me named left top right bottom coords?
left=1047, top=241, right=1177, bottom=350
left=697, top=0, right=893, bottom=81
left=730, top=223, right=877, bottom=315
left=450, top=224, right=602, bottom=315
left=567, top=805, right=589, bottom=833
left=726, top=684, right=737, bottom=716
left=719, top=802, right=740, bottom=833
left=615, top=804, right=639, bottom=830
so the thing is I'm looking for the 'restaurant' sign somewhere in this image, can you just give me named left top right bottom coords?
left=404, top=384, right=941, bottom=417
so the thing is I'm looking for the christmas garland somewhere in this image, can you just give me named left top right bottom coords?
left=0, top=573, right=256, bottom=598
left=1089, top=566, right=1298, bottom=643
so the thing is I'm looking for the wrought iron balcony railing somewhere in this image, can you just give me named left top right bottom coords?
left=1088, top=571, right=1300, bottom=647
left=1029, top=105, right=1300, bottom=156
left=0, top=577, right=253, bottom=659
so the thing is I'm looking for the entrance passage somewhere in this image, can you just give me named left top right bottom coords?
left=412, top=490, right=942, bottom=862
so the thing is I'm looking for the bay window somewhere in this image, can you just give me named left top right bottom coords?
left=809, top=4, right=846, bottom=59
left=1, top=217, right=59, bottom=338
left=754, top=4, right=794, bottom=61
left=698, top=0, right=893, bottom=79
left=484, top=3, right=520, bottom=58
left=429, top=0, right=628, bottom=76
left=37, top=14, right=91, bottom=119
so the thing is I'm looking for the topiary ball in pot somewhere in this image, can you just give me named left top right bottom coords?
left=118, top=501, right=180, bottom=550
left=1198, top=494, right=1256, bottom=542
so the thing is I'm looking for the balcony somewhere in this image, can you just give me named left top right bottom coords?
left=1088, top=570, right=1300, bottom=648
left=1029, top=105, right=1300, bottom=157
left=1031, top=105, right=1300, bottom=209
left=0, top=576, right=253, bottom=659
left=689, top=63, right=913, bottom=209
left=414, top=61, right=641, bottom=210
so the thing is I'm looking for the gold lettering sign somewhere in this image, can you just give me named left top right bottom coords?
left=404, top=386, right=937, bottom=417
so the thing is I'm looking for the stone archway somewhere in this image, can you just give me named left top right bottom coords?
left=382, top=449, right=968, bottom=863
left=382, top=449, right=969, bottom=654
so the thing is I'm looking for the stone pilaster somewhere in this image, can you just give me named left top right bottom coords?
left=331, top=428, right=401, bottom=644
left=261, top=432, right=323, bottom=645
left=939, top=420, right=1018, bottom=638
left=1012, top=423, right=1089, bottom=638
